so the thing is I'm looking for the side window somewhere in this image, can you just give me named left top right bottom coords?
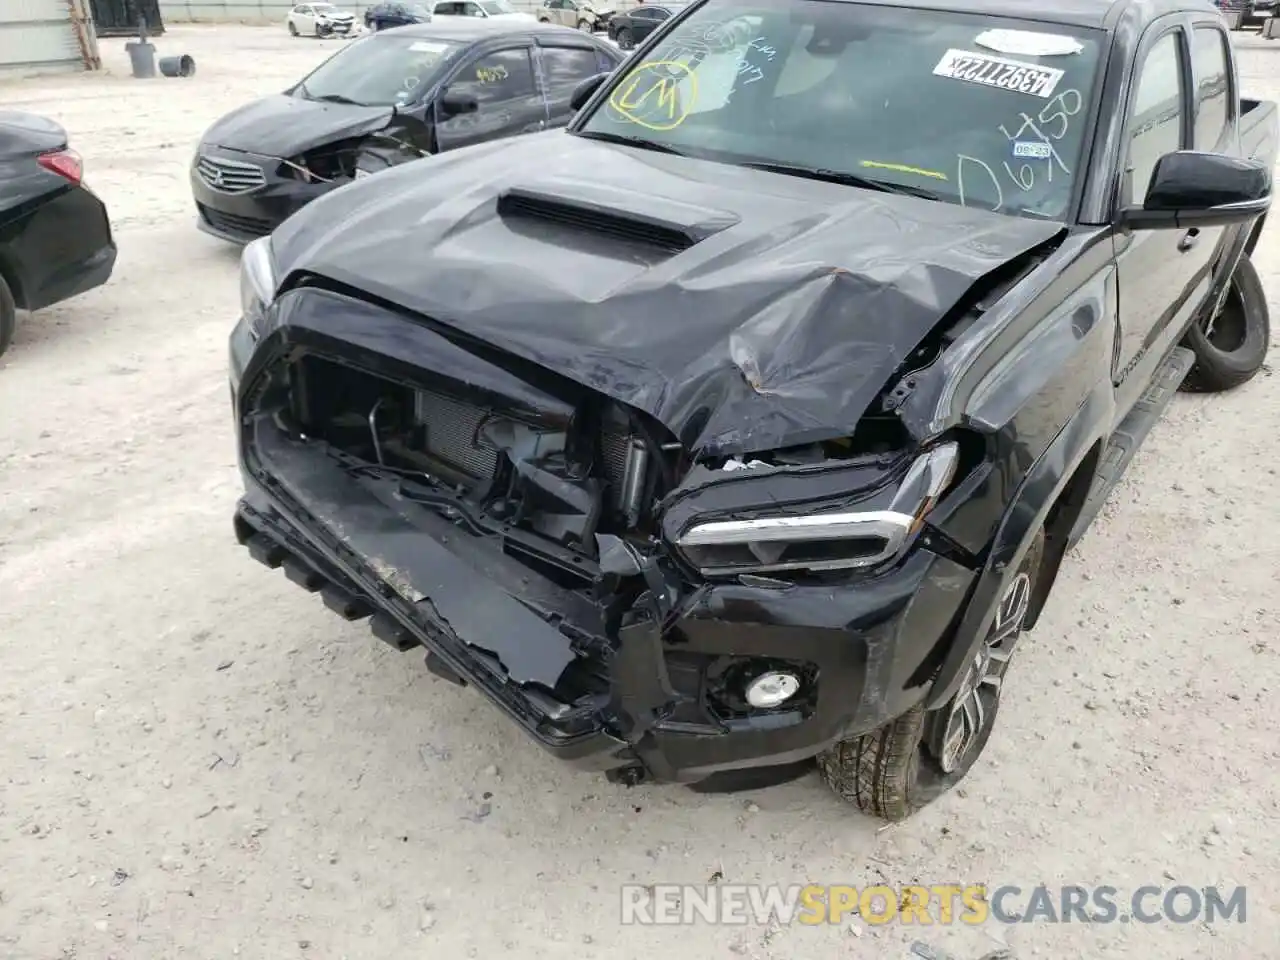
left=651, top=8, right=670, bottom=20
left=540, top=46, right=604, bottom=99
left=1191, top=26, right=1230, bottom=150
left=452, top=48, right=537, bottom=104
left=1126, top=31, right=1186, bottom=204
left=464, top=2, right=484, bottom=15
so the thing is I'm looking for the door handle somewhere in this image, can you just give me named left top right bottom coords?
left=1178, top=228, right=1200, bottom=252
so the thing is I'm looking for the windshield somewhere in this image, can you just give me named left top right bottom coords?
left=479, top=0, right=516, bottom=12
left=295, top=34, right=463, bottom=106
left=312, top=3, right=336, bottom=11
left=409, top=4, right=432, bottom=14
left=577, top=0, right=1104, bottom=221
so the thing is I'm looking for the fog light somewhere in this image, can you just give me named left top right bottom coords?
left=745, top=671, right=800, bottom=709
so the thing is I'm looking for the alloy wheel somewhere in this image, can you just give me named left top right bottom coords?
left=935, top=570, right=1032, bottom=774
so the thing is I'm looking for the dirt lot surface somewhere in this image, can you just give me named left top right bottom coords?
left=1, top=23, right=1278, bottom=960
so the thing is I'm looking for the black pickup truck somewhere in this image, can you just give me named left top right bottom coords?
left=229, top=0, right=1277, bottom=820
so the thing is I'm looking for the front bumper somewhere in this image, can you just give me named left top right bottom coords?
left=230, top=323, right=978, bottom=782
left=191, top=149, right=335, bottom=244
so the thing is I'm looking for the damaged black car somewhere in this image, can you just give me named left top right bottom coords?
left=229, top=0, right=1275, bottom=819
left=191, top=19, right=622, bottom=243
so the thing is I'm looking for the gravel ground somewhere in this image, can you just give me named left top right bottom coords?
left=1, top=24, right=1278, bottom=960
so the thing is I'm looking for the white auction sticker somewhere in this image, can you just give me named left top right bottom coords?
left=973, top=29, right=1084, bottom=58
left=933, top=48, right=1065, bottom=99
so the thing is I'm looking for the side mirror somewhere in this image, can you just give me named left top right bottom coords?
left=1120, top=150, right=1272, bottom=230
left=570, top=71, right=610, bottom=112
left=439, top=89, right=479, bottom=116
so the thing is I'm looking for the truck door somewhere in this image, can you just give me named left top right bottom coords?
left=1112, top=22, right=1216, bottom=416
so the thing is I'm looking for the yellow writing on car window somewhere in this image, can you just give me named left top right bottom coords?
left=860, top=160, right=949, bottom=181
left=476, top=64, right=509, bottom=83
left=608, top=60, right=697, bottom=131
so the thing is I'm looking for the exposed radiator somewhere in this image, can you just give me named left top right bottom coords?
left=414, top=389, right=635, bottom=508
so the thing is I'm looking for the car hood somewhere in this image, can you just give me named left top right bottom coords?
left=201, top=93, right=392, bottom=158
left=317, top=9, right=355, bottom=16
left=270, top=132, right=1062, bottom=455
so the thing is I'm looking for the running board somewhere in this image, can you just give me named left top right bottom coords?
left=1068, top=346, right=1195, bottom=548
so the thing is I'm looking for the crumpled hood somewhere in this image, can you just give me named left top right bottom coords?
left=270, top=131, right=1062, bottom=454
left=201, top=93, right=391, bottom=159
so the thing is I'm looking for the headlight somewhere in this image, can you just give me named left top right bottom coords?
left=674, top=441, right=960, bottom=577
left=239, top=235, right=277, bottom=341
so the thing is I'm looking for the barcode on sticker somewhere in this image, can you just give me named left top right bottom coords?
left=933, top=48, right=1064, bottom=99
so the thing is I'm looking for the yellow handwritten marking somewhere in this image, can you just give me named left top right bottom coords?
left=860, top=160, right=949, bottom=181
left=476, top=64, right=509, bottom=83
left=608, top=60, right=697, bottom=132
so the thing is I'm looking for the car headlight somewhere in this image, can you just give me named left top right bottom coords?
left=239, top=235, right=277, bottom=341
left=674, top=441, right=960, bottom=577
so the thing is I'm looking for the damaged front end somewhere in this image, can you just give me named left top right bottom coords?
left=276, top=131, right=430, bottom=186
left=232, top=276, right=987, bottom=783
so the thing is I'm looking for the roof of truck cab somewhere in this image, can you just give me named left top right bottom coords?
left=378, top=18, right=592, bottom=42
left=754, top=0, right=1219, bottom=30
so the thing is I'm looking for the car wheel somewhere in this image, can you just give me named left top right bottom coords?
left=0, top=273, right=14, bottom=359
left=578, top=18, right=592, bottom=31
left=288, top=20, right=299, bottom=35
left=817, top=529, right=1044, bottom=821
left=1180, top=253, right=1270, bottom=392
left=616, top=27, right=633, bottom=49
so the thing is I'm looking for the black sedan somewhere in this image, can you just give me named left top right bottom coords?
left=191, top=19, right=623, bottom=244
left=0, top=112, right=115, bottom=360
left=607, top=1, right=688, bottom=49
left=363, top=2, right=432, bottom=30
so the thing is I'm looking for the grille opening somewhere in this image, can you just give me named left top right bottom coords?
left=196, top=154, right=267, bottom=194
left=282, top=353, right=682, bottom=556
left=198, top=204, right=274, bottom=239
left=497, top=190, right=697, bottom=256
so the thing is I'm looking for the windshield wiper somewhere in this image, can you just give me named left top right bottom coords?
left=310, top=92, right=370, bottom=107
left=573, top=130, right=692, bottom=157
left=738, top=161, right=942, bottom=201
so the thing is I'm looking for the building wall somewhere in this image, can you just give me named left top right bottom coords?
left=158, top=0, right=639, bottom=23
left=0, top=0, right=99, bottom=76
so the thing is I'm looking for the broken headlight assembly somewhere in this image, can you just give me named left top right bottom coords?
left=239, top=235, right=278, bottom=341
left=673, top=441, right=960, bottom=577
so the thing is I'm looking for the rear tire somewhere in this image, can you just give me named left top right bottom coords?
left=0, top=273, right=16, bottom=360
left=817, top=530, right=1044, bottom=821
left=578, top=18, right=592, bottom=31
left=1180, top=253, right=1270, bottom=392
left=616, top=27, right=633, bottom=49
left=289, top=20, right=299, bottom=35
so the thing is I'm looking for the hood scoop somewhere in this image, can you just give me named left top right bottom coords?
left=496, top=183, right=739, bottom=258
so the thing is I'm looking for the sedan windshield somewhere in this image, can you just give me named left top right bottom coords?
left=479, top=0, right=517, bottom=12
left=577, top=0, right=1104, bottom=221
left=294, top=34, right=463, bottom=106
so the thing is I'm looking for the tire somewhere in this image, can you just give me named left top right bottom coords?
left=616, top=27, right=633, bottom=49
left=578, top=18, right=592, bottom=31
left=817, top=530, right=1045, bottom=821
left=538, top=16, right=551, bottom=22
left=0, top=272, right=14, bottom=360
left=288, top=20, right=299, bottom=35
left=1180, top=253, right=1270, bottom=392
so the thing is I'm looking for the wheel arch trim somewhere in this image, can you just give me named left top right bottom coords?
left=924, top=379, right=1112, bottom=711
